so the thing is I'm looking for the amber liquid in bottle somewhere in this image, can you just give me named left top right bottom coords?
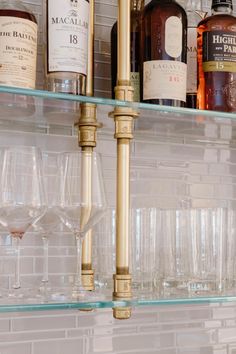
left=111, top=0, right=144, bottom=101
left=140, top=0, right=187, bottom=107
left=197, top=1, right=236, bottom=112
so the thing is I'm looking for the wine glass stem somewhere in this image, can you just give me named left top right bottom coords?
left=13, top=237, right=21, bottom=289
left=74, top=236, right=83, bottom=289
left=42, top=236, right=49, bottom=283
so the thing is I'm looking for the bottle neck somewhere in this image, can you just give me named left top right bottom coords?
left=211, top=1, right=233, bottom=15
left=131, top=0, right=145, bottom=11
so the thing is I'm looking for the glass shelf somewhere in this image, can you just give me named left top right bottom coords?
left=0, top=294, right=236, bottom=313
left=0, top=85, right=235, bottom=147
left=0, top=86, right=235, bottom=313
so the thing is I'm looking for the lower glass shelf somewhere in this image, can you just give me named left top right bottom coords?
left=1, top=294, right=236, bottom=313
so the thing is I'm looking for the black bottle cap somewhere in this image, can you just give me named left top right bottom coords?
left=212, top=0, right=233, bottom=9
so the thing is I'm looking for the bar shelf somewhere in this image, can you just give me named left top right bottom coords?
left=0, top=86, right=235, bottom=313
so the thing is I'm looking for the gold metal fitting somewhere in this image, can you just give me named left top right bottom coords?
left=113, top=274, right=132, bottom=299
left=109, top=86, right=138, bottom=140
left=115, top=85, right=134, bottom=101
left=77, top=103, right=101, bottom=148
left=82, top=269, right=95, bottom=291
left=113, top=307, right=132, bottom=320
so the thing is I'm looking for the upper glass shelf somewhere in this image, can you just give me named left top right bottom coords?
left=0, top=84, right=236, bottom=118
left=0, top=86, right=236, bottom=144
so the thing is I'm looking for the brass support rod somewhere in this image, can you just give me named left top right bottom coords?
left=81, top=148, right=94, bottom=291
left=116, top=138, right=130, bottom=273
left=118, top=0, right=131, bottom=86
left=79, top=0, right=96, bottom=291
left=86, top=0, right=94, bottom=97
left=111, top=0, right=137, bottom=320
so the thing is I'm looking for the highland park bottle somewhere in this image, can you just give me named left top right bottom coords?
left=45, top=0, right=89, bottom=95
left=0, top=0, right=38, bottom=89
left=111, top=0, right=144, bottom=101
left=186, top=0, right=206, bottom=108
left=140, top=0, right=187, bottom=107
left=197, top=0, right=236, bottom=112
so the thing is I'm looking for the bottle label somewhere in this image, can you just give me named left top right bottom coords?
left=165, top=16, right=182, bottom=58
left=0, top=17, right=37, bottom=89
left=187, top=27, right=197, bottom=93
left=47, top=0, right=89, bottom=75
left=143, top=60, right=187, bottom=102
left=130, top=72, right=140, bottom=102
left=203, top=31, right=236, bottom=72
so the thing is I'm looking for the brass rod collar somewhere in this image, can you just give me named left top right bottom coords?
left=113, top=274, right=132, bottom=299
left=82, top=269, right=95, bottom=291
left=77, top=102, right=101, bottom=148
left=113, top=307, right=132, bottom=320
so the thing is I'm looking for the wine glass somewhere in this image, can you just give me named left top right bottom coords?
left=0, top=146, right=47, bottom=296
left=55, top=150, right=107, bottom=300
left=33, top=151, right=60, bottom=299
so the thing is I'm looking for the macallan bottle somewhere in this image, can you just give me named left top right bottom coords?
left=140, top=0, right=187, bottom=107
left=45, top=0, right=90, bottom=95
left=111, top=0, right=144, bottom=101
left=186, top=0, right=207, bottom=108
left=197, top=0, right=236, bottom=112
left=0, top=0, right=38, bottom=89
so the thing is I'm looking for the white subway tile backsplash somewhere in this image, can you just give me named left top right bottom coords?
left=218, top=328, right=236, bottom=344
left=176, top=330, right=217, bottom=347
left=0, top=343, right=32, bottom=354
left=12, top=315, right=76, bottom=331
left=33, top=338, right=84, bottom=354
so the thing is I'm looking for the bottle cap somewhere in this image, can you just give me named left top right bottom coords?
left=212, top=0, right=233, bottom=9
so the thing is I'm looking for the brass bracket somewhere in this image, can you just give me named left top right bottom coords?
left=82, top=269, right=95, bottom=291
left=113, top=274, right=132, bottom=320
left=113, top=274, right=132, bottom=299
left=113, top=307, right=132, bottom=320
left=109, top=85, right=139, bottom=140
left=77, top=102, right=101, bottom=148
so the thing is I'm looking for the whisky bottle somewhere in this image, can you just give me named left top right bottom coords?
left=45, top=0, right=90, bottom=95
left=140, top=0, right=187, bottom=107
left=197, top=0, right=236, bottom=112
left=0, top=0, right=38, bottom=89
left=111, top=0, right=144, bottom=101
left=186, top=0, right=207, bottom=108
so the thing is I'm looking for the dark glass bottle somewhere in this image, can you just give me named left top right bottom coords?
left=140, top=0, right=187, bottom=107
left=110, top=0, right=144, bottom=101
left=197, top=0, right=236, bottom=112
left=186, top=0, right=207, bottom=108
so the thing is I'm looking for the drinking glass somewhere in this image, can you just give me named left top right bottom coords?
left=55, top=150, right=107, bottom=300
left=0, top=146, right=46, bottom=296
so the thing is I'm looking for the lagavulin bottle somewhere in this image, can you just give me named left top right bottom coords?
left=140, top=0, right=187, bottom=107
